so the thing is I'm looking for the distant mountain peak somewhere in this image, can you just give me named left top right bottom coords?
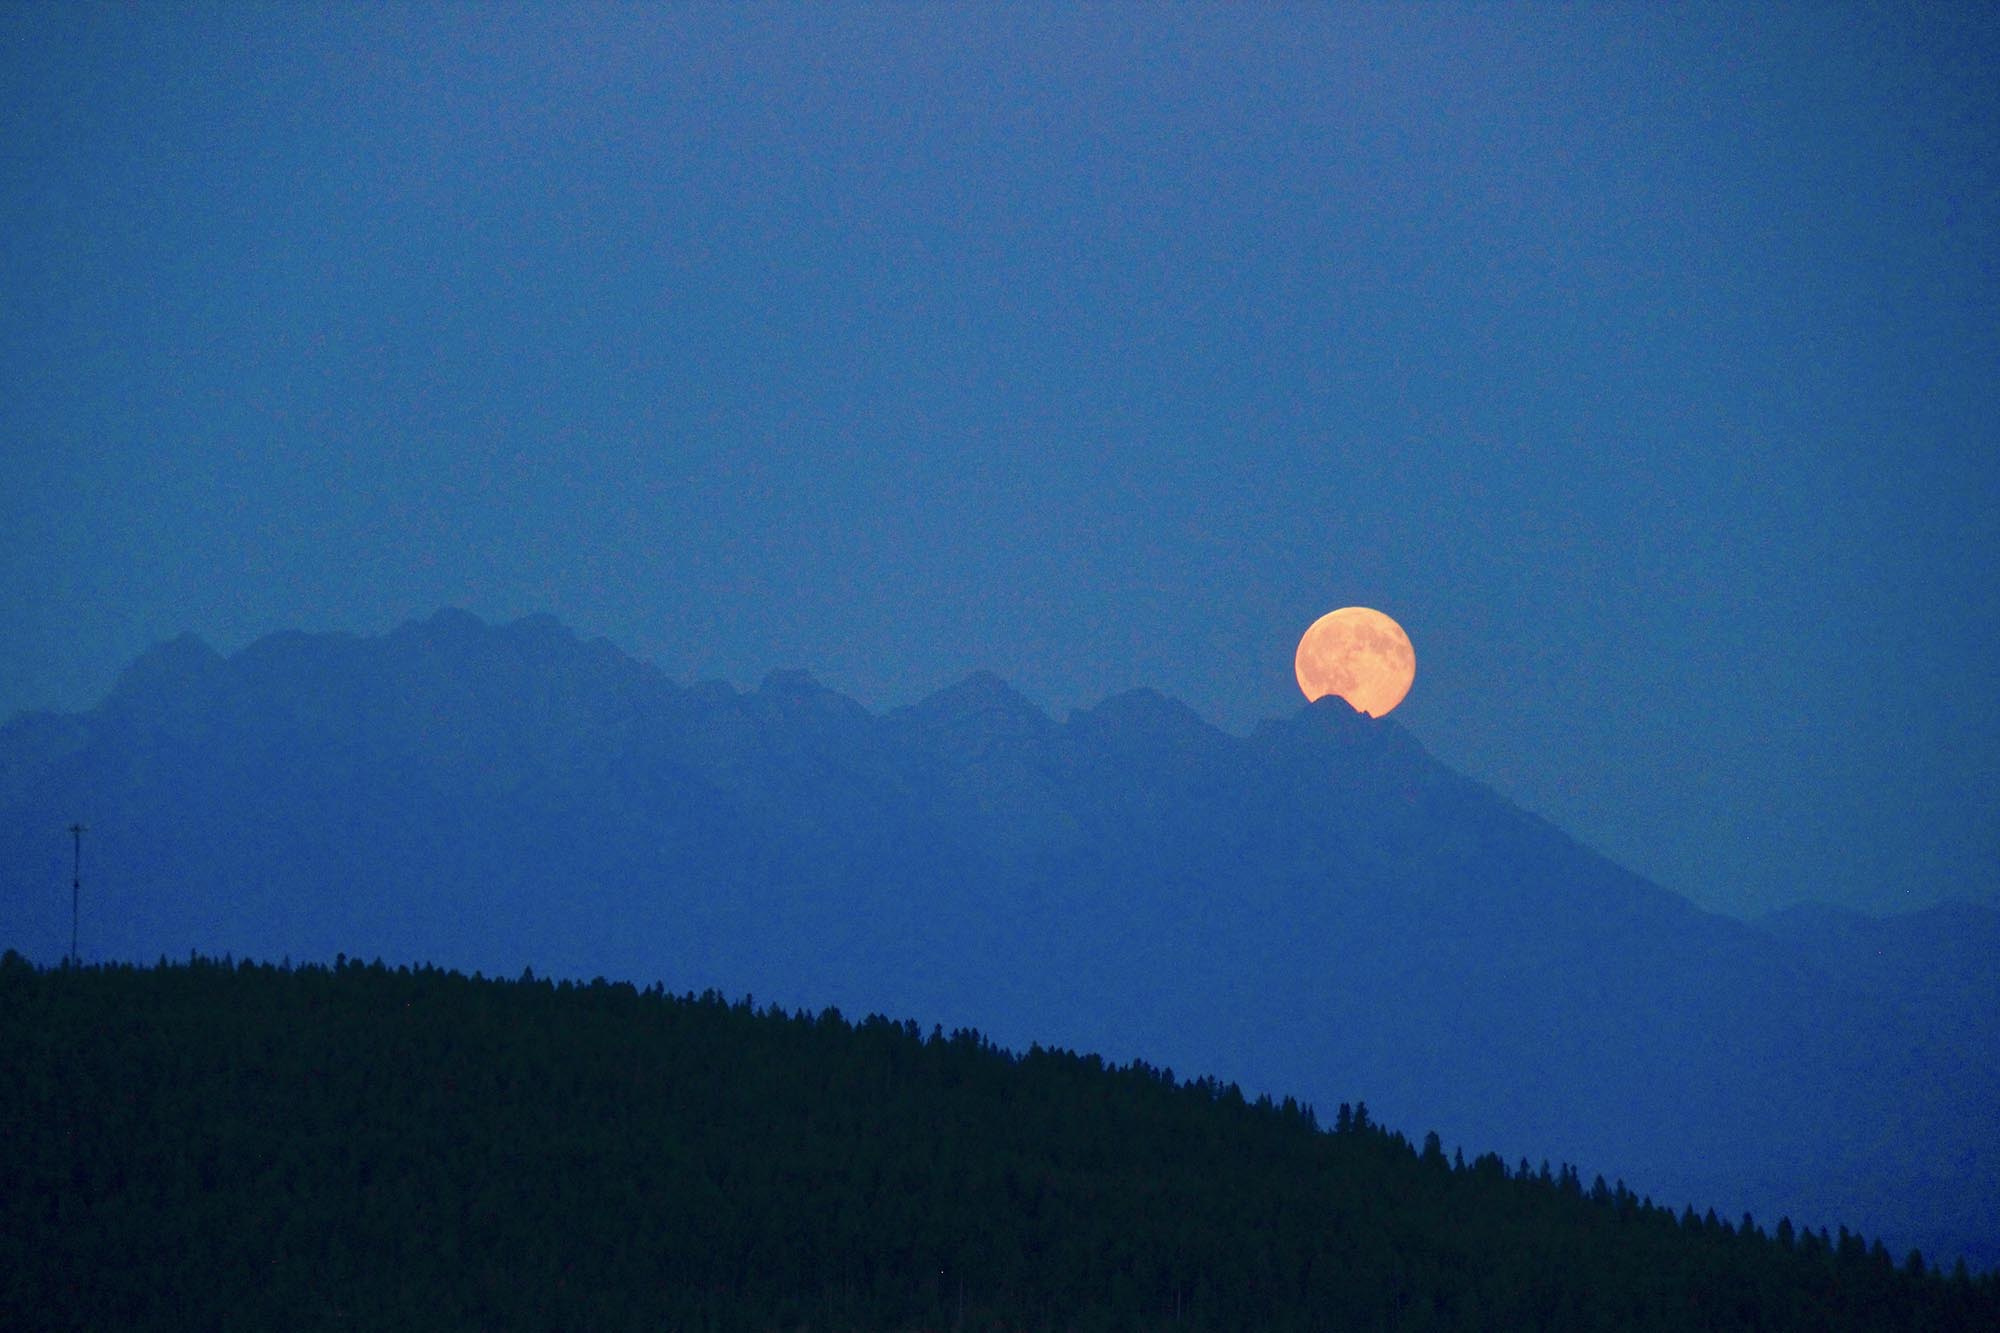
left=1067, top=686, right=1222, bottom=750
left=1305, top=692, right=1369, bottom=719
left=391, top=606, right=491, bottom=645
left=750, top=669, right=874, bottom=736
left=114, top=631, right=221, bottom=683
left=909, top=670, right=1049, bottom=725
left=888, top=671, right=1056, bottom=769
left=499, top=611, right=574, bottom=643
left=103, top=632, right=223, bottom=715
left=944, top=668, right=1016, bottom=696
left=758, top=668, right=828, bottom=696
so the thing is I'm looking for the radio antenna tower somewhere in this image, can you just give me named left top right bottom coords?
left=68, top=823, right=86, bottom=966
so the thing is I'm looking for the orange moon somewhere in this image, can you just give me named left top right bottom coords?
left=1294, top=607, right=1416, bottom=716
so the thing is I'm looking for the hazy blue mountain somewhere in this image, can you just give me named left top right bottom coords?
left=2, top=609, right=1993, bottom=1268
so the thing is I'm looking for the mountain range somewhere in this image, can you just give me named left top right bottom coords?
left=2, top=608, right=1993, bottom=1267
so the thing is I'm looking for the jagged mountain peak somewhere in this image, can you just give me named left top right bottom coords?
left=1065, top=687, right=1227, bottom=762
left=882, top=673, right=1055, bottom=780
left=1247, top=693, right=1430, bottom=764
left=894, top=671, right=1056, bottom=745
left=379, top=608, right=594, bottom=659
left=501, top=610, right=570, bottom=641
left=757, top=667, right=830, bottom=697
left=749, top=669, right=876, bottom=743
left=917, top=669, right=1044, bottom=715
left=392, top=605, right=488, bottom=641
left=1071, top=684, right=1194, bottom=725
left=103, top=632, right=223, bottom=710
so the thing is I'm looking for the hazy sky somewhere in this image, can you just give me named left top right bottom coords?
left=4, top=5, right=1995, bottom=918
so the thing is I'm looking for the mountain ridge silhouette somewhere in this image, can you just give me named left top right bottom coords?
left=2, top=607, right=1993, bottom=1268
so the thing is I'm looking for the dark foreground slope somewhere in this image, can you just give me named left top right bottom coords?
left=3, top=955, right=1992, bottom=1332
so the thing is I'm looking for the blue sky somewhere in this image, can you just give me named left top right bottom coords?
left=3, top=4, right=1995, bottom=917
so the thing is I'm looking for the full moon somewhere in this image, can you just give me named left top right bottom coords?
left=1294, top=607, right=1416, bottom=717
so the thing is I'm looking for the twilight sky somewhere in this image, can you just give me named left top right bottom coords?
left=3, top=5, right=1995, bottom=919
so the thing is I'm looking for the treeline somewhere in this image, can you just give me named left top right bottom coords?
left=1, top=952, right=1992, bottom=1331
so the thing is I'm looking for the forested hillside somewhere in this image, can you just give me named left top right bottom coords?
left=2, top=954, right=1990, bottom=1331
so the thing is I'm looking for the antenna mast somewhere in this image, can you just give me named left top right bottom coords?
left=68, top=823, right=86, bottom=966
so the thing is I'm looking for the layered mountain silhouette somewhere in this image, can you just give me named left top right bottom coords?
left=3, top=609, right=1994, bottom=1268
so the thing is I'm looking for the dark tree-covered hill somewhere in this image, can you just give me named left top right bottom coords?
left=3, top=953, right=1993, bottom=1331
